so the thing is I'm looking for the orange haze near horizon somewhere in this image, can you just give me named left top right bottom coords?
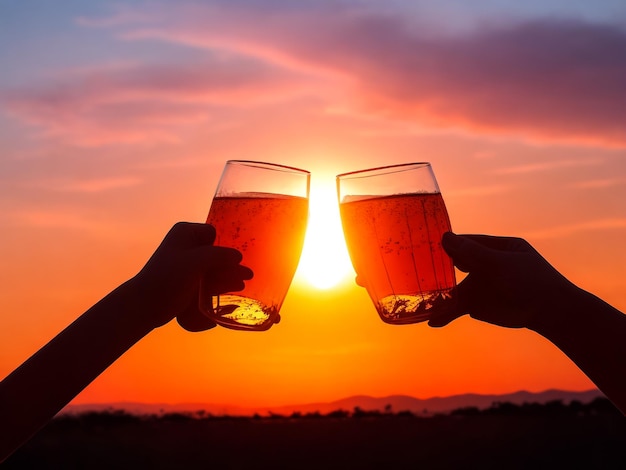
left=1, top=1, right=625, bottom=410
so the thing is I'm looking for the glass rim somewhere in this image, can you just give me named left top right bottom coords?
left=336, top=162, right=431, bottom=180
left=227, top=160, right=310, bottom=175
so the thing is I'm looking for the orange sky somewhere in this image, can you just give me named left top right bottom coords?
left=1, top=1, right=625, bottom=408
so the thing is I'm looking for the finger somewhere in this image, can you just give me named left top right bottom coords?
left=239, top=265, right=254, bottom=281
left=202, top=265, right=252, bottom=294
left=177, top=300, right=217, bottom=332
left=210, top=246, right=244, bottom=264
left=428, top=276, right=481, bottom=327
left=181, top=222, right=217, bottom=246
left=454, top=275, right=484, bottom=314
left=208, top=278, right=247, bottom=294
left=456, top=234, right=531, bottom=253
left=193, top=246, right=244, bottom=274
left=428, top=309, right=466, bottom=328
left=442, top=232, right=505, bottom=273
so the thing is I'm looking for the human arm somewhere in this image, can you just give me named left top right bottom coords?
left=429, top=232, right=626, bottom=414
left=0, top=222, right=252, bottom=462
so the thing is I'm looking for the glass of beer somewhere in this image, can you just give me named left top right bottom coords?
left=337, top=162, right=456, bottom=325
left=200, top=160, right=310, bottom=331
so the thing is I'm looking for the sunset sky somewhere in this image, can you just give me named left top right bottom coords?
left=1, top=0, right=625, bottom=409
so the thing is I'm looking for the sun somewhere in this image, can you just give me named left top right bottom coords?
left=295, top=182, right=355, bottom=289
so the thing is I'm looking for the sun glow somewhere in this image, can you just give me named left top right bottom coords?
left=296, top=182, right=355, bottom=289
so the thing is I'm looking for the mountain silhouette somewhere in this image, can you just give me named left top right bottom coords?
left=63, top=389, right=603, bottom=417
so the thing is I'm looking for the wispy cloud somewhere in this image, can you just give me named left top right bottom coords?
left=492, top=158, right=601, bottom=175
left=570, top=177, right=626, bottom=189
left=24, top=176, right=142, bottom=193
left=2, top=56, right=317, bottom=146
left=4, top=1, right=626, bottom=148
left=445, top=184, right=512, bottom=198
left=7, top=208, right=118, bottom=236
left=91, top=1, right=626, bottom=147
left=522, top=218, right=626, bottom=239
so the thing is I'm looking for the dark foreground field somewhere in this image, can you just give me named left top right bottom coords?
left=4, top=399, right=625, bottom=469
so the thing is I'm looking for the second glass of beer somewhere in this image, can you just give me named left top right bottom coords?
left=200, top=160, right=310, bottom=331
left=337, top=162, right=456, bottom=325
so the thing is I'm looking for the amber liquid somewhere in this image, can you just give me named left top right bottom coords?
left=340, top=192, right=455, bottom=324
left=203, top=193, right=308, bottom=330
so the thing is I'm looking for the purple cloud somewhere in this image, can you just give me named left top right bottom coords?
left=2, top=56, right=316, bottom=145
left=5, top=1, right=626, bottom=147
left=115, top=4, right=626, bottom=146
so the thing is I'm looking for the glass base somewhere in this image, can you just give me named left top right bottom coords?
left=376, top=289, right=455, bottom=325
left=201, top=294, right=281, bottom=331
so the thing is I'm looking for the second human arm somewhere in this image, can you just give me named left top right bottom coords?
left=0, top=222, right=252, bottom=462
left=429, top=233, right=626, bottom=414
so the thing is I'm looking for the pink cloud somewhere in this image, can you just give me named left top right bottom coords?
left=445, top=184, right=512, bottom=199
left=5, top=96, right=211, bottom=145
left=25, top=176, right=142, bottom=193
left=571, top=177, right=626, bottom=189
left=2, top=57, right=318, bottom=146
left=492, top=158, right=600, bottom=175
left=95, top=3, right=626, bottom=147
left=5, top=2, right=626, bottom=148
left=521, top=218, right=626, bottom=240
left=7, top=208, right=120, bottom=237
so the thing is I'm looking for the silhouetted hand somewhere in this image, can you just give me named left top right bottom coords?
left=133, top=222, right=253, bottom=331
left=429, top=232, right=579, bottom=329
left=428, top=232, right=626, bottom=415
left=0, top=222, right=254, bottom=462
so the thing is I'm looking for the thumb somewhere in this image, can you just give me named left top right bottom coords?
left=442, top=232, right=501, bottom=273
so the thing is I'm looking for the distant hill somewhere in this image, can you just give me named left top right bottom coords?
left=63, top=389, right=604, bottom=417
left=266, top=389, right=605, bottom=416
